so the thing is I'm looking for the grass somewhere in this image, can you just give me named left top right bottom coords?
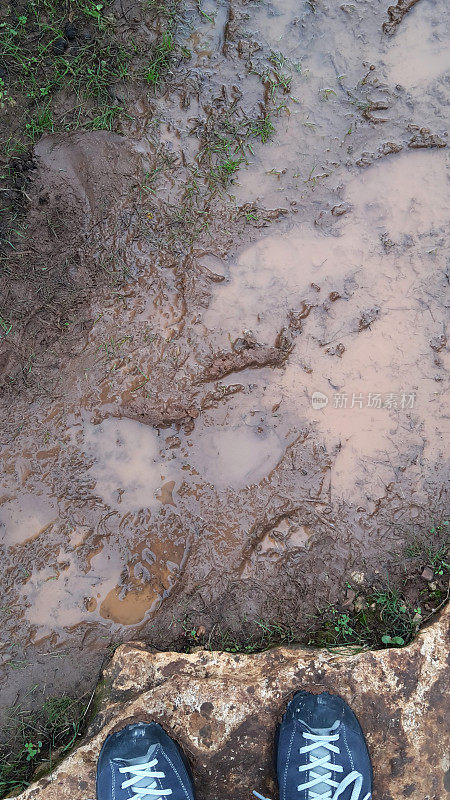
left=404, top=521, right=449, bottom=568
left=0, top=0, right=132, bottom=146
left=0, top=0, right=189, bottom=392
left=0, top=315, right=12, bottom=337
left=306, top=521, right=449, bottom=649
left=0, top=0, right=281, bottom=277
left=245, top=114, right=275, bottom=145
left=267, top=51, right=292, bottom=96
left=248, top=48, right=299, bottom=103
left=0, top=0, right=182, bottom=151
left=131, top=102, right=278, bottom=260
left=180, top=522, right=449, bottom=655
left=0, top=694, right=92, bottom=797
left=24, top=101, right=54, bottom=139
left=425, top=525, right=449, bottom=574
left=308, top=588, right=423, bottom=649
left=192, top=108, right=277, bottom=192
left=181, top=586, right=426, bottom=655
left=182, top=617, right=295, bottom=653
left=145, top=30, right=174, bottom=85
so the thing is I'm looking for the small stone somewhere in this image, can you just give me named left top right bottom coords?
left=430, top=334, right=447, bottom=352
left=331, top=203, right=351, bottom=217
left=381, top=233, right=395, bottom=251
left=64, top=22, right=77, bottom=41
left=52, top=37, right=68, bottom=55
left=343, top=588, right=356, bottom=609
left=359, top=306, right=380, bottom=331
left=233, top=337, right=251, bottom=353
left=166, top=435, right=181, bottom=448
left=421, top=567, right=434, bottom=582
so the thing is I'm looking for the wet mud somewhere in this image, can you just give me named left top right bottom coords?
left=0, top=0, right=449, bottom=721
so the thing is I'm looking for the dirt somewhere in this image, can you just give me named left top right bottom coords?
left=0, top=0, right=449, bottom=731
left=382, top=0, right=423, bottom=36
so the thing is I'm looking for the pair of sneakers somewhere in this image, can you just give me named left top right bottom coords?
left=96, top=691, right=372, bottom=800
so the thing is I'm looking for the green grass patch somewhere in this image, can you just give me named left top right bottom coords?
left=192, top=108, right=276, bottom=191
left=0, top=694, right=92, bottom=797
left=308, top=587, right=422, bottom=649
left=181, top=522, right=449, bottom=655
left=145, top=30, right=174, bottom=85
left=245, top=114, right=275, bottom=144
left=1, top=0, right=133, bottom=146
left=0, top=0, right=183, bottom=150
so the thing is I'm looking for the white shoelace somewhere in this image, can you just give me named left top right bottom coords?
left=119, top=757, right=173, bottom=799
left=253, top=726, right=371, bottom=800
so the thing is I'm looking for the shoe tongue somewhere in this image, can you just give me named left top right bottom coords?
left=124, top=743, right=158, bottom=766
left=115, top=744, right=160, bottom=798
left=300, top=720, right=339, bottom=800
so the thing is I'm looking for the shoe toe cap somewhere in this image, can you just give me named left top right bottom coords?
left=287, top=691, right=362, bottom=732
left=98, top=722, right=166, bottom=765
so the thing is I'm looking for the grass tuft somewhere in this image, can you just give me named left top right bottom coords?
left=0, top=0, right=183, bottom=149
left=145, top=30, right=175, bottom=85
left=308, top=588, right=422, bottom=649
left=0, top=694, right=92, bottom=798
left=180, top=522, right=449, bottom=655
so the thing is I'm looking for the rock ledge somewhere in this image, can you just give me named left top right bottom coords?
left=18, top=608, right=448, bottom=800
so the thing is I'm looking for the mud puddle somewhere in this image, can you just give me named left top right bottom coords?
left=0, top=0, right=448, bottom=721
left=205, top=150, right=449, bottom=503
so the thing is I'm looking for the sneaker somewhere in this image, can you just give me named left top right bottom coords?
left=270, top=691, right=372, bottom=800
left=96, top=722, right=196, bottom=800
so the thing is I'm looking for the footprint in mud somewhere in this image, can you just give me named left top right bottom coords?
left=383, top=0, right=450, bottom=87
left=83, top=417, right=177, bottom=512
left=21, top=534, right=188, bottom=632
left=187, top=423, right=285, bottom=490
left=0, top=493, right=58, bottom=546
left=202, top=150, right=449, bottom=506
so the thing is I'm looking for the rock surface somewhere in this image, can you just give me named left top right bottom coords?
left=18, top=608, right=449, bottom=800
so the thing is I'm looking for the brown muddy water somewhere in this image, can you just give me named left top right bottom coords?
left=0, top=0, right=449, bottom=720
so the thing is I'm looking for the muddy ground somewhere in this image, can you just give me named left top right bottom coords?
left=0, top=0, right=449, bottom=729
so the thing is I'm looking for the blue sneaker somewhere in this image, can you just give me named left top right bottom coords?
left=255, top=691, right=372, bottom=800
left=96, top=722, right=195, bottom=800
